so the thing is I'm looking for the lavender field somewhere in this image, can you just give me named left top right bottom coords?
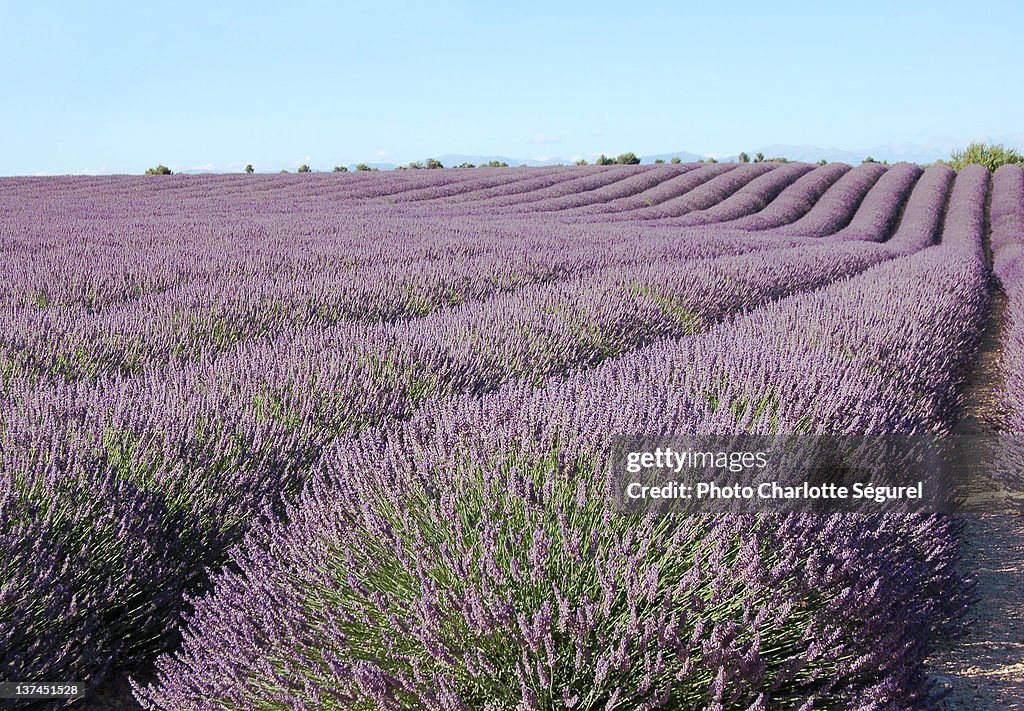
left=2, top=161, right=1023, bottom=709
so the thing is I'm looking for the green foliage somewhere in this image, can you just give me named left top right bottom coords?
left=405, top=158, right=445, bottom=170
left=481, top=160, right=509, bottom=167
left=654, top=158, right=665, bottom=164
left=244, top=164, right=254, bottom=174
left=574, top=158, right=589, bottom=166
left=738, top=152, right=750, bottom=163
left=355, top=163, right=375, bottom=171
left=279, top=169, right=289, bottom=173
left=754, top=152, right=765, bottom=163
left=144, top=165, right=172, bottom=175
left=297, top=164, right=311, bottom=173
left=615, top=152, right=640, bottom=165
left=333, top=166, right=348, bottom=173
left=670, top=156, right=682, bottom=164
left=817, top=159, right=828, bottom=166
left=455, top=162, right=476, bottom=168
left=948, top=142, right=1024, bottom=172
left=595, top=154, right=615, bottom=165
left=863, top=156, right=877, bottom=164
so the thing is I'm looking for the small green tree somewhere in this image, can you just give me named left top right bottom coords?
left=482, top=160, right=509, bottom=167
left=754, top=152, right=765, bottom=163
left=144, top=164, right=172, bottom=175
left=949, top=142, right=1024, bottom=172
left=595, top=154, right=615, bottom=165
left=455, top=162, right=476, bottom=168
left=297, top=164, right=311, bottom=173
left=738, top=152, right=750, bottom=164
left=280, top=169, right=289, bottom=173
left=574, top=159, right=589, bottom=166
left=244, top=164, right=254, bottom=174
left=670, top=156, right=682, bottom=164
left=654, top=159, right=665, bottom=164
left=355, top=163, right=373, bottom=171
left=407, top=161, right=425, bottom=169
left=863, top=156, right=877, bottom=164
left=615, top=152, right=640, bottom=165
left=333, top=165, right=348, bottom=172
left=424, top=158, right=444, bottom=169
left=817, top=159, right=828, bottom=166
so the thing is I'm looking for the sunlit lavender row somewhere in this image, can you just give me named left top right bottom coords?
left=137, top=179, right=990, bottom=708
left=0, top=161, right=1006, bottom=709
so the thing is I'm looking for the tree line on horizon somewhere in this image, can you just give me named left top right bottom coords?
left=144, top=143, right=1024, bottom=176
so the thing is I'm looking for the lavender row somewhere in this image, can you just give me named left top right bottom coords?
left=438, top=165, right=611, bottom=203
left=756, top=162, right=887, bottom=237
left=4, top=207, right=606, bottom=310
left=644, top=162, right=816, bottom=226
left=0, top=248, right=605, bottom=384
left=373, top=166, right=569, bottom=203
left=630, top=162, right=850, bottom=234
left=10, top=196, right=817, bottom=332
left=1, top=229, right=810, bottom=386
left=605, top=162, right=782, bottom=220
left=990, top=165, right=1024, bottom=432
left=139, top=230, right=990, bottom=709
left=831, top=162, right=923, bottom=241
left=0, top=167, right=981, bottom=706
left=0, top=241, right=902, bottom=698
left=713, top=162, right=852, bottom=230
left=567, top=163, right=762, bottom=216
left=451, top=165, right=663, bottom=210
left=502, top=164, right=700, bottom=213
left=622, top=161, right=948, bottom=249
left=880, top=164, right=955, bottom=252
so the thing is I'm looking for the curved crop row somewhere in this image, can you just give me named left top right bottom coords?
left=725, top=163, right=851, bottom=231
left=610, top=162, right=780, bottom=220
left=572, top=163, right=768, bottom=216
left=832, top=163, right=923, bottom=241
left=514, top=164, right=708, bottom=213
left=440, top=165, right=603, bottom=203
left=990, top=164, right=1024, bottom=432
left=0, top=241, right=905, bottom=698
left=0, top=249, right=589, bottom=385
left=5, top=204, right=614, bottom=311
left=376, top=166, right=567, bottom=203
left=458, top=165, right=658, bottom=210
left=883, top=164, right=955, bottom=252
left=0, top=225, right=816, bottom=388
left=138, top=232, right=989, bottom=710
left=761, top=162, right=887, bottom=237
left=654, top=162, right=816, bottom=226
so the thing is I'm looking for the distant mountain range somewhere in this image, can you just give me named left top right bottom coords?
left=178, top=136, right=1024, bottom=174
left=340, top=143, right=976, bottom=171
left=716, top=143, right=954, bottom=165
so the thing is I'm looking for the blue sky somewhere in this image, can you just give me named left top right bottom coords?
left=1, top=0, right=1022, bottom=174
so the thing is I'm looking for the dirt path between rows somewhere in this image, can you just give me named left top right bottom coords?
left=929, top=290, right=1024, bottom=709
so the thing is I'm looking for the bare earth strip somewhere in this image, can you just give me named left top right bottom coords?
left=930, top=290, right=1024, bottom=710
